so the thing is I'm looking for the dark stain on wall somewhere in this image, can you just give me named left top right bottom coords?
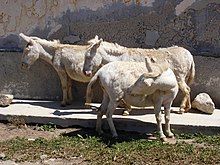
left=0, top=1, right=219, bottom=57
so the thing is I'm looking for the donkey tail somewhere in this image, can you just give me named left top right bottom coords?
left=187, top=60, right=195, bottom=85
left=85, top=74, right=99, bottom=106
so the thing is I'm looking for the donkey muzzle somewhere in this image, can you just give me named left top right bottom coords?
left=21, top=62, right=29, bottom=70
left=83, top=70, right=93, bottom=77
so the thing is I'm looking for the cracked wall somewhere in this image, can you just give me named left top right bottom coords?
left=0, top=0, right=219, bottom=56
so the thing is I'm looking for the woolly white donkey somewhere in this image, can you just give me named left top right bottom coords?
left=85, top=58, right=179, bottom=141
left=83, top=36, right=195, bottom=114
left=19, top=33, right=101, bottom=106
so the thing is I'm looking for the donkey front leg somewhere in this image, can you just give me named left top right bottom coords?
left=67, top=76, right=73, bottom=105
left=57, top=70, right=68, bottom=106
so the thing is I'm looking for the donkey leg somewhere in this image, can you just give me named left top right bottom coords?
left=57, top=71, right=68, bottom=106
left=154, top=95, right=166, bottom=141
left=178, top=80, right=191, bottom=113
left=121, top=99, right=132, bottom=116
left=96, top=91, right=109, bottom=135
left=106, top=100, right=119, bottom=138
left=164, top=101, right=174, bottom=138
left=67, top=77, right=73, bottom=105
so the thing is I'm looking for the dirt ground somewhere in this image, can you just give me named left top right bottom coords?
left=0, top=123, right=74, bottom=142
left=0, top=122, right=87, bottom=165
left=0, top=122, right=219, bottom=164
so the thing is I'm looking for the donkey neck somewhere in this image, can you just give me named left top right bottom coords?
left=100, top=42, right=143, bottom=63
left=100, top=41, right=127, bottom=62
left=38, top=43, right=56, bottom=65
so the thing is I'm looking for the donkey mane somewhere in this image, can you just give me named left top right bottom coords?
left=101, top=41, right=127, bottom=55
left=88, top=37, right=179, bottom=57
left=30, top=36, right=60, bottom=47
left=88, top=37, right=127, bottom=55
left=101, top=41, right=165, bottom=57
left=31, top=37, right=90, bottom=50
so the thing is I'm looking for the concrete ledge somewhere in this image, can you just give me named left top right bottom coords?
left=0, top=100, right=220, bottom=135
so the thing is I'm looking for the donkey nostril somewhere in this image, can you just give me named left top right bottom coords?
left=21, top=62, right=28, bottom=69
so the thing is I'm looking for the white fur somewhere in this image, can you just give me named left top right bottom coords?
left=83, top=36, right=195, bottom=113
left=86, top=61, right=178, bottom=140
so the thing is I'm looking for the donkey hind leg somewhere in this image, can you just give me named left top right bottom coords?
left=121, top=99, right=132, bottom=116
left=154, top=95, right=166, bottom=141
left=67, top=77, right=73, bottom=105
left=96, top=91, right=109, bottom=135
left=178, top=80, right=191, bottom=113
left=57, top=70, right=68, bottom=106
left=163, top=100, right=174, bottom=138
left=106, top=100, right=119, bottom=138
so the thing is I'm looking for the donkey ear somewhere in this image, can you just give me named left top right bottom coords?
left=93, top=38, right=102, bottom=49
left=145, top=57, right=153, bottom=72
left=144, top=57, right=150, bottom=64
left=88, top=38, right=102, bottom=50
left=28, top=38, right=36, bottom=46
left=19, top=33, right=31, bottom=43
left=99, top=38, right=103, bottom=43
left=94, top=35, right=99, bottom=40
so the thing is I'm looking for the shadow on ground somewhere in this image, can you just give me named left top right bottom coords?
left=62, top=126, right=158, bottom=146
left=61, top=120, right=220, bottom=146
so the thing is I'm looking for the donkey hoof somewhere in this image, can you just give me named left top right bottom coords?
left=66, top=101, right=72, bottom=105
left=178, top=108, right=185, bottom=114
left=168, top=134, right=175, bottom=139
left=112, top=135, right=119, bottom=140
left=122, top=111, right=130, bottom=116
left=161, top=137, right=168, bottom=142
left=166, top=132, right=174, bottom=138
left=96, top=130, right=104, bottom=136
left=184, top=107, right=191, bottom=113
left=61, top=102, right=67, bottom=107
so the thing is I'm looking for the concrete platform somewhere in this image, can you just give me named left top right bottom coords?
left=0, top=100, right=220, bottom=134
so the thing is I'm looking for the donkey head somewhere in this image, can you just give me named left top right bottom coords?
left=19, top=33, right=41, bottom=70
left=143, top=57, right=170, bottom=78
left=83, top=35, right=103, bottom=77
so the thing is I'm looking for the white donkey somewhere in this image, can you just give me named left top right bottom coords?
left=85, top=57, right=179, bottom=141
left=83, top=36, right=195, bottom=114
left=19, top=33, right=102, bottom=106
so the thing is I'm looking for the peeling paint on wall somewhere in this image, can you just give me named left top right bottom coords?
left=175, top=0, right=196, bottom=16
left=0, top=0, right=219, bottom=57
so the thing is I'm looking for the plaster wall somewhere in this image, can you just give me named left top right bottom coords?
left=0, top=0, right=219, bottom=107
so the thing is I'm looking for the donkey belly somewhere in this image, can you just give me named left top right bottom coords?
left=66, top=68, right=91, bottom=83
left=123, top=94, right=154, bottom=107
